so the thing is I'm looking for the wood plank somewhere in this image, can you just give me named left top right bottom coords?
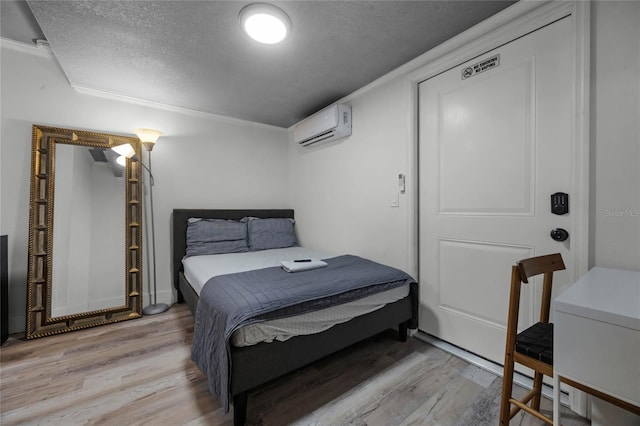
left=0, top=303, right=589, bottom=425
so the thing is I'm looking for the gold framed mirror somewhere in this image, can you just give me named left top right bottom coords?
left=26, top=125, right=143, bottom=339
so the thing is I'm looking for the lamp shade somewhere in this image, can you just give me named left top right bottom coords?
left=134, top=128, right=162, bottom=151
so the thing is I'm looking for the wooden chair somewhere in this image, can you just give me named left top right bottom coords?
left=499, top=253, right=565, bottom=425
left=501, top=254, right=640, bottom=425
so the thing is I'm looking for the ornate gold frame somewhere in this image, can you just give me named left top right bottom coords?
left=26, top=125, right=143, bottom=339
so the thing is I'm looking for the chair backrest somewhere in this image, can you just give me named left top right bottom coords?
left=517, top=253, right=566, bottom=284
left=516, top=253, right=565, bottom=323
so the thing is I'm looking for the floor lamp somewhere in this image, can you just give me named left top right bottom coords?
left=134, top=129, right=169, bottom=315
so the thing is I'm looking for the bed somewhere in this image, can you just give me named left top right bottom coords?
left=172, top=209, right=418, bottom=425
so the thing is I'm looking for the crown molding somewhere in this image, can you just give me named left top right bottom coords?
left=0, top=37, right=52, bottom=57
left=2, top=36, right=286, bottom=131
left=71, top=84, right=286, bottom=131
left=302, top=0, right=560, bottom=131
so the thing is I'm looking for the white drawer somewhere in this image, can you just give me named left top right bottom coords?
left=554, top=310, right=640, bottom=406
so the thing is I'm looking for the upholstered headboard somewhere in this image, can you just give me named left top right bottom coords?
left=171, top=209, right=295, bottom=290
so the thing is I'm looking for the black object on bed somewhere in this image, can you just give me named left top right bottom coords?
left=172, top=209, right=419, bottom=426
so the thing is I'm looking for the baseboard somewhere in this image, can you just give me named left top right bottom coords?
left=142, top=288, right=176, bottom=307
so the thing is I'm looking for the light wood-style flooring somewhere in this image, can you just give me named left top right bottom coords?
left=1, top=304, right=589, bottom=425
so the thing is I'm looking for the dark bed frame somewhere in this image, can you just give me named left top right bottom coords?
left=172, top=209, right=418, bottom=425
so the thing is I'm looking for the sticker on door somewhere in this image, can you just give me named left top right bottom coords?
left=461, top=54, right=500, bottom=80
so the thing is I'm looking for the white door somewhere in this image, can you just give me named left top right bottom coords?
left=418, top=16, right=578, bottom=364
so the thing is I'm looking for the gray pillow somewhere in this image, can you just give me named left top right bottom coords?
left=245, top=217, right=297, bottom=251
left=185, top=218, right=249, bottom=257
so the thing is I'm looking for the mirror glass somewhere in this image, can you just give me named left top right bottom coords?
left=26, top=125, right=143, bottom=339
left=50, top=144, right=126, bottom=317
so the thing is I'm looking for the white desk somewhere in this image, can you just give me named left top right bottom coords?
left=553, top=267, right=640, bottom=425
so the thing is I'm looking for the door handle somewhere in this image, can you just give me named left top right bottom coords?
left=550, top=228, right=569, bottom=242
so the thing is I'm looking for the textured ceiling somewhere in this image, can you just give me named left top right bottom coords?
left=2, top=1, right=516, bottom=128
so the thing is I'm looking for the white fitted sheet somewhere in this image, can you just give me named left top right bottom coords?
left=183, top=247, right=332, bottom=294
left=182, top=247, right=410, bottom=347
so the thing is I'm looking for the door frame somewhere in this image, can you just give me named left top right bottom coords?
left=404, top=0, right=590, bottom=285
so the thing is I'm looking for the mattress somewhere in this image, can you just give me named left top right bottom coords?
left=182, top=247, right=410, bottom=347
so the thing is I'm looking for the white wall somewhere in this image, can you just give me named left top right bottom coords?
left=289, top=77, right=414, bottom=274
left=590, top=1, right=640, bottom=270
left=290, top=1, right=640, bottom=276
left=1, top=41, right=289, bottom=333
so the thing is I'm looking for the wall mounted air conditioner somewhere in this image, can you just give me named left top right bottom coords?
left=293, top=103, right=352, bottom=147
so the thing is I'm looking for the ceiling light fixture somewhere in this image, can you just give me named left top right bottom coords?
left=239, top=3, right=292, bottom=44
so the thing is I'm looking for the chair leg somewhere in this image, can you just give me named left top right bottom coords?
left=532, top=371, right=544, bottom=411
left=500, top=351, right=516, bottom=425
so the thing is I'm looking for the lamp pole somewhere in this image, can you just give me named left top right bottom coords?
left=136, top=130, right=169, bottom=315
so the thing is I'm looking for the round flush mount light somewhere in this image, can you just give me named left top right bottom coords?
left=239, top=3, right=292, bottom=44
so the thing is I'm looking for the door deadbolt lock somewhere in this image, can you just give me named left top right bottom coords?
left=550, top=228, right=569, bottom=242
left=551, top=192, right=569, bottom=215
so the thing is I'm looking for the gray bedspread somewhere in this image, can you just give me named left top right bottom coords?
left=191, top=254, right=414, bottom=412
